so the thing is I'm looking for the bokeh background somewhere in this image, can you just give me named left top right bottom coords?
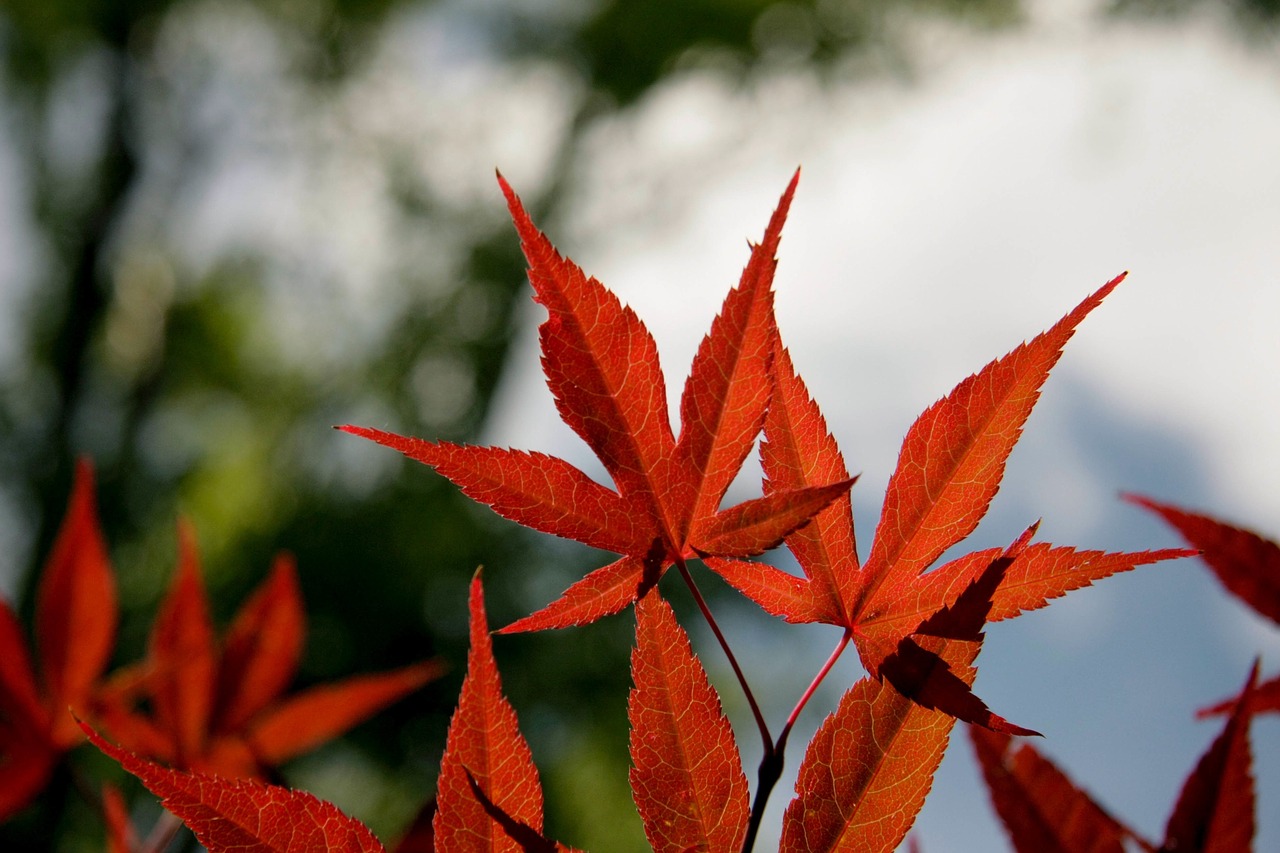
left=2, top=0, right=1278, bottom=850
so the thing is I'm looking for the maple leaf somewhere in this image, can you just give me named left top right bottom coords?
left=971, top=661, right=1260, bottom=853
left=340, top=170, right=852, bottom=633
left=780, top=637, right=984, bottom=853
left=1125, top=494, right=1280, bottom=625
left=708, top=276, right=1191, bottom=730
left=969, top=728, right=1136, bottom=853
left=0, top=458, right=117, bottom=820
left=83, top=721, right=386, bottom=853
left=1160, top=661, right=1259, bottom=853
left=629, top=589, right=749, bottom=853
left=95, top=522, right=441, bottom=778
left=1124, top=494, right=1280, bottom=717
left=433, top=572, right=580, bottom=853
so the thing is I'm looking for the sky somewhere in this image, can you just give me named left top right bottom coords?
left=485, top=4, right=1280, bottom=850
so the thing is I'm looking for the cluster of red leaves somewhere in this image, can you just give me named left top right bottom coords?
left=66, top=170, right=1269, bottom=852
left=0, top=460, right=440, bottom=844
left=970, top=500, right=1280, bottom=851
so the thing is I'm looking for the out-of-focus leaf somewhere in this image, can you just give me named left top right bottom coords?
left=970, top=728, right=1137, bottom=853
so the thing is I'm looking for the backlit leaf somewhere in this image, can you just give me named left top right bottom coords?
left=629, top=590, right=748, bottom=853
left=342, top=172, right=848, bottom=633
left=780, top=638, right=981, bottom=852
left=760, top=339, right=859, bottom=622
left=83, top=722, right=385, bottom=853
left=434, top=573, right=545, bottom=851
left=857, top=274, right=1125, bottom=621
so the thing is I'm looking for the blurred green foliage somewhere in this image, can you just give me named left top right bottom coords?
left=8, top=0, right=1250, bottom=849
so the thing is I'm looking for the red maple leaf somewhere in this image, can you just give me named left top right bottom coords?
left=1125, top=494, right=1280, bottom=625
left=85, top=574, right=584, bottom=853
left=433, top=572, right=581, bottom=852
left=0, top=459, right=116, bottom=820
left=1161, top=662, right=1259, bottom=852
left=781, top=637, right=985, bottom=853
left=971, top=661, right=1260, bottom=853
left=1125, top=495, right=1280, bottom=716
left=706, top=278, right=1193, bottom=731
left=83, top=721, right=387, bottom=853
left=94, top=521, right=442, bottom=778
left=629, top=589, right=749, bottom=852
left=433, top=572, right=546, bottom=850
left=969, top=727, right=1136, bottom=853
left=340, top=170, right=852, bottom=633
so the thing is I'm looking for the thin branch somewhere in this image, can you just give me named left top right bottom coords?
left=779, top=629, right=851, bottom=747
left=673, top=558, right=773, bottom=754
left=742, top=630, right=852, bottom=853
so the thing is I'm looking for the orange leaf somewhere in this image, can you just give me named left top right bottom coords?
left=674, top=169, right=796, bottom=536
left=83, top=722, right=386, bottom=852
left=759, top=338, right=859, bottom=622
left=858, top=274, right=1125, bottom=621
left=464, top=772, right=587, bottom=853
left=338, top=430, right=643, bottom=555
left=501, top=171, right=675, bottom=536
left=717, top=276, right=1189, bottom=734
left=692, top=479, right=857, bottom=559
left=434, top=573, right=545, bottom=851
left=628, top=590, right=748, bottom=853
left=872, top=542, right=1038, bottom=736
left=702, top=555, right=830, bottom=624
left=500, top=553, right=662, bottom=634
left=780, top=638, right=981, bottom=852
left=861, top=543, right=1193, bottom=645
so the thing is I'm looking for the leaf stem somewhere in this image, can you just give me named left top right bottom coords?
left=742, top=742, right=785, bottom=853
left=741, top=630, right=851, bottom=853
left=673, top=558, right=773, bottom=754
left=779, top=629, right=851, bottom=747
